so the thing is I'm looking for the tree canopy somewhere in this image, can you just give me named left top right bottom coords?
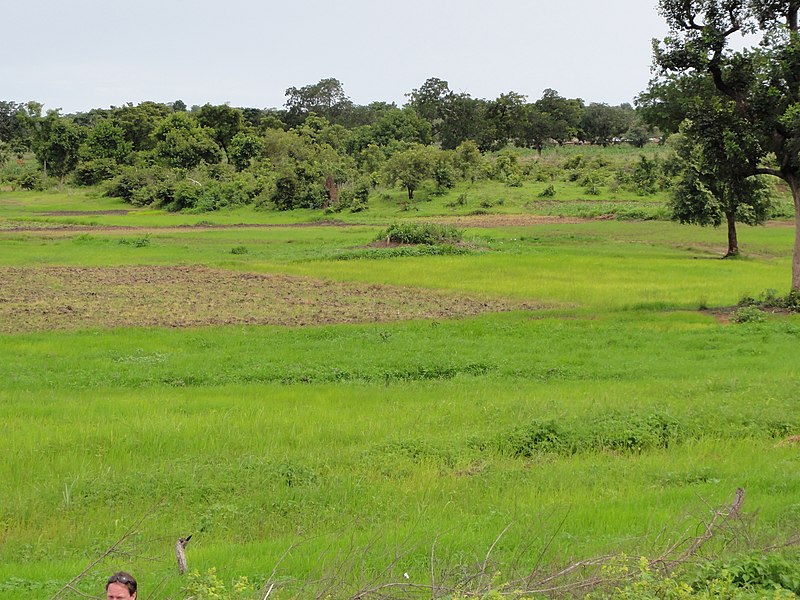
left=654, top=0, right=800, bottom=289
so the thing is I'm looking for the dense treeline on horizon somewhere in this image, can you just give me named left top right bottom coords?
left=0, top=77, right=657, bottom=212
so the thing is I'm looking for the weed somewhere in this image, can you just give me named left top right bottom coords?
left=538, top=184, right=556, bottom=198
left=732, top=306, right=767, bottom=324
left=230, top=245, right=249, bottom=255
left=377, top=222, right=463, bottom=245
left=118, top=234, right=151, bottom=247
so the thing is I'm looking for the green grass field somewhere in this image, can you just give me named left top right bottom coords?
left=1, top=180, right=799, bottom=599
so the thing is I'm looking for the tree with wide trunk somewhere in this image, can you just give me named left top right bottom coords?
left=655, top=0, right=800, bottom=289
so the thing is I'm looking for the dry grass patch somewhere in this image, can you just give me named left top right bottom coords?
left=0, top=266, right=538, bottom=332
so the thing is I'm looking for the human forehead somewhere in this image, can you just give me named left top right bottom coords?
left=106, top=582, right=133, bottom=598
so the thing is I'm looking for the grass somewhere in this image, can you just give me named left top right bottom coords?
left=1, top=169, right=799, bottom=598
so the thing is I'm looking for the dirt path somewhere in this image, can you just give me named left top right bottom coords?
left=0, top=265, right=540, bottom=332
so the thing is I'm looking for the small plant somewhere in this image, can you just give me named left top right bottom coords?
left=731, top=306, right=766, bottom=324
left=538, top=184, right=556, bottom=198
left=446, top=192, right=469, bottom=208
left=230, top=245, right=249, bottom=255
left=377, top=222, right=463, bottom=245
left=118, top=235, right=151, bottom=248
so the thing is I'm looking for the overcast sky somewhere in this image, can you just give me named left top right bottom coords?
left=3, top=0, right=670, bottom=114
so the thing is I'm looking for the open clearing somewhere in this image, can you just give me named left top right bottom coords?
left=0, top=265, right=536, bottom=332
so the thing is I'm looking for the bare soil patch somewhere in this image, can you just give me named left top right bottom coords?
left=36, top=210, right=131, bottom=216
left=0, top=219, right=359, bottom=234
left=0, top=266, right=539, bottom=332
left=432, top=215, right=598, bottom=227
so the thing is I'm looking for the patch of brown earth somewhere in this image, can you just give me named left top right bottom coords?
left=0, top=266, right=539, bottom=332
left=432, top=214, right=599, bottom=227
left=0, top=220, right=358, bottom=234
left=36, top=210, right=131, bottom=216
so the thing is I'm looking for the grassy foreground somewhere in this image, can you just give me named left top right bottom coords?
left=0, top=187, right=799, bottom=598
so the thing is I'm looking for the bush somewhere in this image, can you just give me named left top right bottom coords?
left=377, top=222, right=464, bottom=245
left=17, top=170, right=45, bottom=191
left=732, top=306, right=767, bottom=324
left=73, top=158, right=120, bottom=186
left=538, top=184, right=556, bottom=198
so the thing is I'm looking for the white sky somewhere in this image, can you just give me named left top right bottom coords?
left=3, top=0, right=670, bottom=114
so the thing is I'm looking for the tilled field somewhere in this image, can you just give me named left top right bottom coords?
left=0, top=265, right=536, bottom=332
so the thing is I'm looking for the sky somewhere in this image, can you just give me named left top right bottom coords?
left=3, top=0, right=670, bottom=114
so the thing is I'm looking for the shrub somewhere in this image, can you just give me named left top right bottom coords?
left=732, top=306, right=767, bottom=324
left=377, top=222, right=464, bottom=245
left=73, top=158, right=119, bottom=186
left=17, top=170, right=45, bottom=191
left=538, top=184, right=556, bottom=198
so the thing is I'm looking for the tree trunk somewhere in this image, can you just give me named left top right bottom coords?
left=724, top=212, right=739, bottom=258
left=407, top=187, right=414, bottom=200
left=790, top=176, right=800, bottom=291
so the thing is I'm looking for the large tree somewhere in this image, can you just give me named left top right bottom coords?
left=284, top=78, right=353, bottom=127
left=655, top=0, right=800, bottom=290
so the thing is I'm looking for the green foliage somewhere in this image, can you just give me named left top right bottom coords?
left=731, top=306, right=767, bottom=324
left=538, top=184, right=556, bottom=197
left=182, top=568, right=256, bottom=600
left=632, top=155, right=661, bottom=196
left=152, top=112, right=223, bottom=169
left=73, top=158, right=120, bottom=185
left=377, top=221, right=463, bottom=244
left=382, top=143, right=438, bottom=200
left=692, top=552, right=800, bottom=596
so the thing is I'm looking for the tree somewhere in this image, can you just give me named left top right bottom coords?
left=36, top=117, right=84, bottom=184
left=671, top=128, right=773, bottom=257
left=483, top=91, right=527, bottom=151
left=83, top=120, right=132, bottom=163
left=0, top=101, right=24, bottom=144
left=227, top=132, right=264, bottom=171
left=580, top=103, right=634, bottom=146
left=109, top=102, right=172, bottom=151
left=655, top=0, right=800, bottom=289
left=382, top=144, right=437, bottom=199
left=439, top=93, right=489, bottom=150
left=406, top=77, right=451, bottom=122
left=195, top=103, right=244, bottom=152
left=284, top=78, right=353, bottom=127
left=152, top=112, right=222, bottom=169
left=535, top=89, right=583, bottom=144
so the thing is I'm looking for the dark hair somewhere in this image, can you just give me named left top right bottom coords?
left=106, top=571, right=137, bottom=595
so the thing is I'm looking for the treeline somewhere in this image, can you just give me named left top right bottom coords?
left=0, top=78, right=655, bottom=212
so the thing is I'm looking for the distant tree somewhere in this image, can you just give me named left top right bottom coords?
left=36, top=116, right=85, bottom=184
left=0, top=141, right=10, bottom=169
left=152, top=112, right=222, bottom=169
left=0, top=101, right=24, bottom=144
left=625, top=117, right=653, bottom=148
left=284, top=78, right=353, bottom=127
left=483, top=91, right=527, bottom=150
left=227, top=132, right=264, bottom=171
left=453, top=140, right=483, bottom=181
left=515, top=104, right=554, bottom=155
left=171, top=99, right=187, bottom=112
left=382, top=144, right=437, bottom=199
left=406, top=77, right=452, bottom=140
left=110, top=102, right=172, bottom=151
left=195, top=103, right=244, bottom=152
left=534, top=89, right=583, bottom=144
left=439, top=94, right=489, bottom=150
left=669, top=99, right=773, bottom=257
left=580, top=103, right=634, bottom=146
left=83, top=120, right=132, bottom=163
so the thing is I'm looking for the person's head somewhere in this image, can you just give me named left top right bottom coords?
left=106, top=572, right=137, bottom=600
